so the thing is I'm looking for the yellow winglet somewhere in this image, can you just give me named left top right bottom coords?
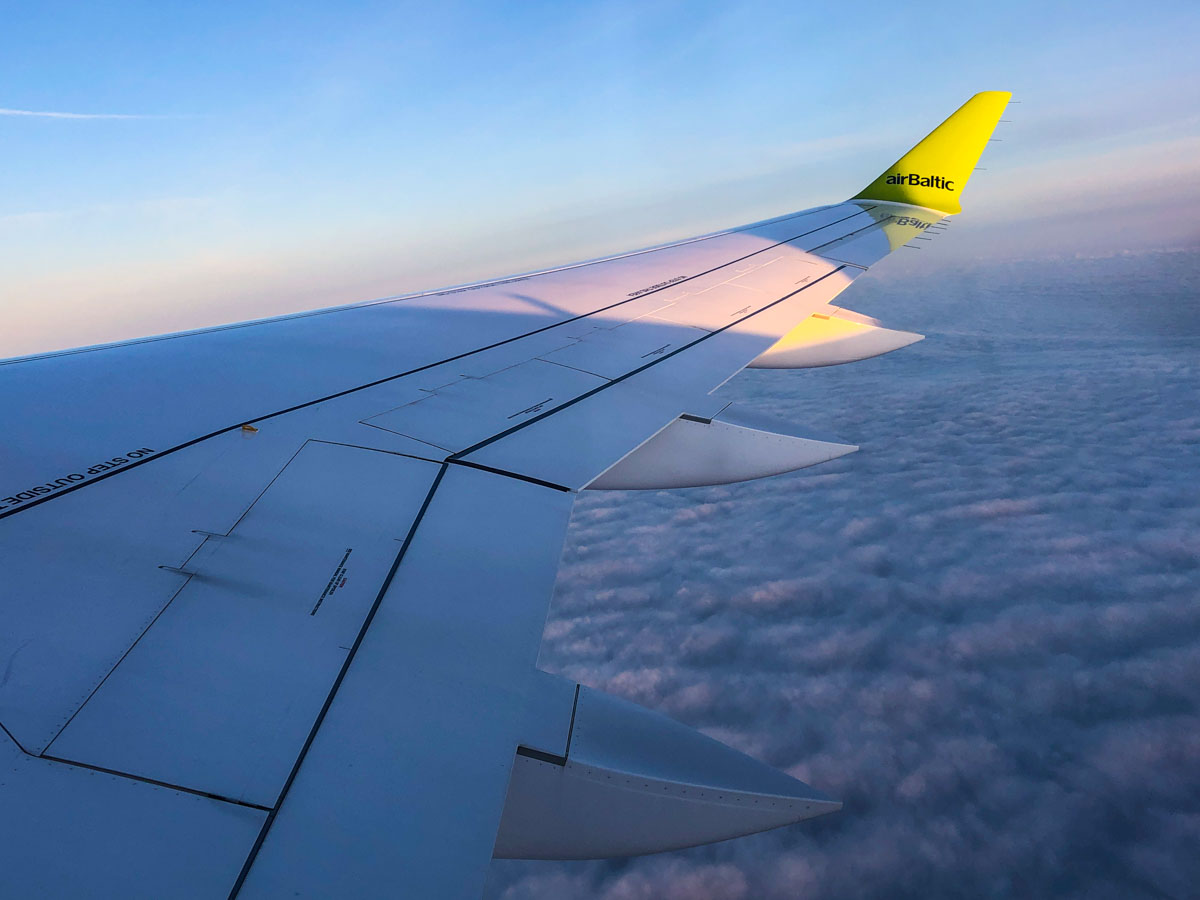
left=853, top=91, right=1011, bottom=214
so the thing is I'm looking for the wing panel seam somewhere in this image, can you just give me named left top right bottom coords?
left=39, top=753, right=273, bottom=812
left=0, top=208, right=872, bottom=525
left=0, top=205, right=845, bottom=368
left=226, top=462, right=449, bottom=899
left=449, top=266, right=849, bottom=460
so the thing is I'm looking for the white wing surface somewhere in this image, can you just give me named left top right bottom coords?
left=0, top=92, right=1009, bottom=897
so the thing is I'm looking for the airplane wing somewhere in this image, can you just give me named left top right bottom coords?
left=0, top=92, right=1009, bottom=898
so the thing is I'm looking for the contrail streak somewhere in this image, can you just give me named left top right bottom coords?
left=0, top=107, right=164, bottom=120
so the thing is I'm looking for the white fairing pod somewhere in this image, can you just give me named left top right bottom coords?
left=585, top=405, right=856, bottom=491
left=495, top=686, right=839, bottom=859
left=749, top=306, right=923, bottom=369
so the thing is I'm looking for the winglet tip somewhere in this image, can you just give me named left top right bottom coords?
left=852, top=91, right=1012, bottom=214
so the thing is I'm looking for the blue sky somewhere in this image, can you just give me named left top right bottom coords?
left=2, top=0, right=1199, bottom=354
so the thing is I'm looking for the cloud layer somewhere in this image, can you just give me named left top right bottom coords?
left=486, top=250, right=1200, bottom=899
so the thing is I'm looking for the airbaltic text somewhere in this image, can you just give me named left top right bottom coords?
left=886, top=173, right=955, bottom=191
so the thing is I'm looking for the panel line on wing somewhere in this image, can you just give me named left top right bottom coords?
left=816, top=258, right=870, bottom=270
left=0, top=718, right=29, bottom=756
left=446, top=459, right=573, bottom=493
left=449, top=267, right=849, bottom=460
left=0, top=209, right=872, bottom=525
left=39, top=753, right=274, bottom=812
left=225, top=461, right=449, bottom=899
left=806, top=215, right=895, bottom=254
left=23, top=439, right=311, bottom=756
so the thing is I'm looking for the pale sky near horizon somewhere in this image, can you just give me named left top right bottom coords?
left=2, top=0, right=1198, bottom=357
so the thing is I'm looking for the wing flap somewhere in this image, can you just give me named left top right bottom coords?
left=44, top=442, right=441, bottom=808
left=236, top=466, right=575, bottom=898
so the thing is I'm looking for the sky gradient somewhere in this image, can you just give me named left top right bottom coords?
left=3, top=0, right=1199, bottom=357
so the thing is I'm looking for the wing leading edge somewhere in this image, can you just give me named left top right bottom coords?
left=0, top=93, right=1009, bottom=897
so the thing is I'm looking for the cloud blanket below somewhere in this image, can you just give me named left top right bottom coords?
left=487, top=250, right=1200, bottom=900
